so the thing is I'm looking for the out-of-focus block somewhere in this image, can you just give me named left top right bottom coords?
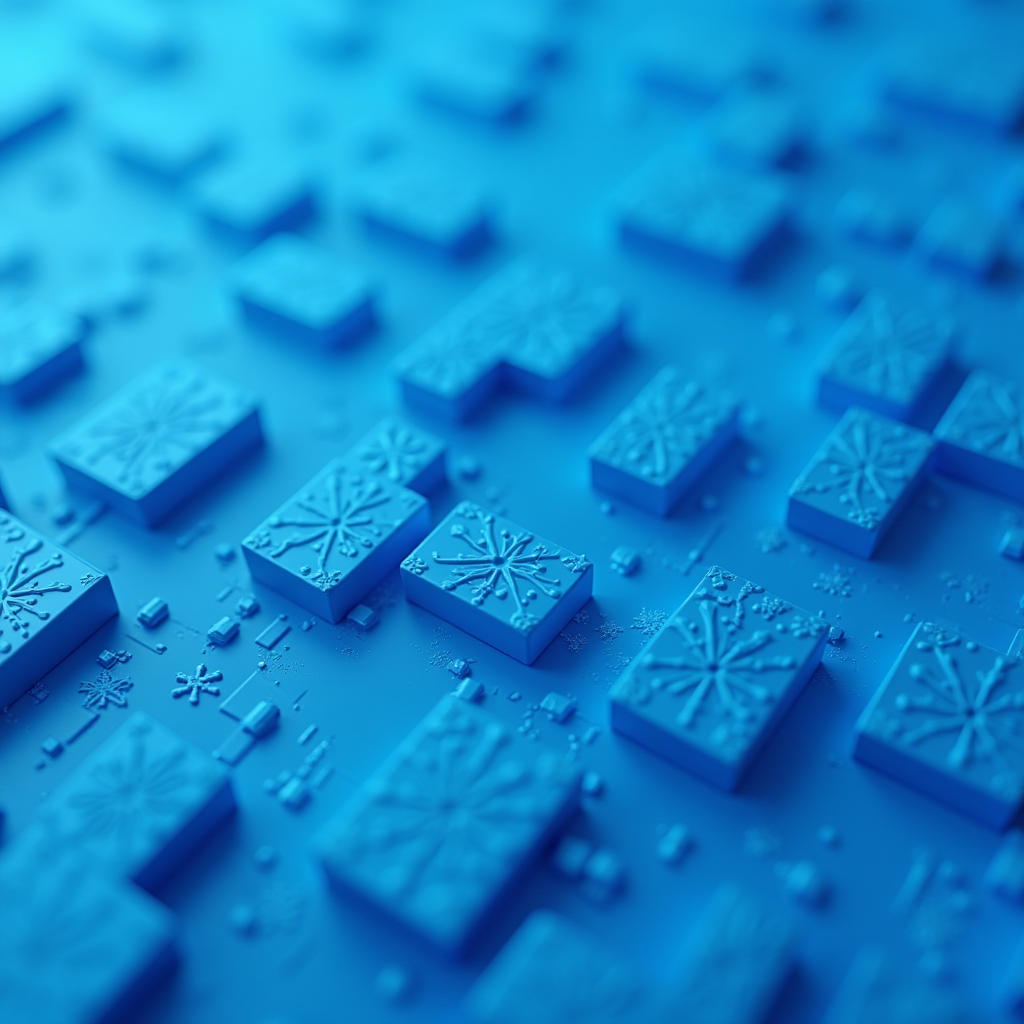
left=609, top=565, right=826, bottom=790
left=0, top=511, right=118, bottom=710
left=416, top=45, right=535, bottom=124
left=401, top=502, right=593, bottom=665
left=36, top=711, right=236, bottom=890
left=787, top=407, right=934, bottom=558
left=0, top=300, right=87, bottom=403
left=232, top=234, right=375, bottom=347
left=933, top=370, right=1024, bottom=502
left=709, top=87, right=803, bottom=168
left=243, top=458, right=429, bottom=623
left=854, top=622, right=1024, bottom=828
left=635, top=31, right=758, bottom=100
left=916, top=200, right=1002, bottom=279
left=348, top=416, right=447, bottom=494
left=588, top=366, right=740, bottom=516
left=51, top=359, right=263, bottom=527
left=313, top=696, right=580, bottom=957
left=0, top=65, right=68, bottom=151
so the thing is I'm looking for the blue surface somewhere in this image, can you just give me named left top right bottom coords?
left=0, top=0, right=1023, bottom=1021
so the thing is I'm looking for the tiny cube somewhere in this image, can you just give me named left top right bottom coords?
left=35, top=711, right=236, bottom=890
left=787, top=407, right=934, bottom=558
left=232, top=233, right=376, bottom=348
left=0, top=300, right=87, bottom=403
left=933, top=370, right=1024, bottom=502
left=0, top=511, right=118, bottom=709
left=50, top=359, right=264, bottom=527
left=348, top=416, right=447, bottom=493
left=854, top=622, right=1024, bottom=828
left=817, top=293, right=955, bottom=422
left=243, top=457, right=429, bottom=623
left=619, top=152, right=790, bottom=278
left=401, top=502, right=593, bottom=665
left=588, top=366, right=740, bottom=516
left=609, top=565, right=827, bottom=790
left=313, top=696, right=580, bottom=957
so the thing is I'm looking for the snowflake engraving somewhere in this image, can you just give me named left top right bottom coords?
left=0, top=533, right=72, bottom=653
left=172, top=663, right=223, bottom=705
left=80, top=670, right=133, bottom=709
left=431, top=507, right=566, bottom=633
left=939, top=372, right=1024, bottom=467
left=631, top=607, right=667, bottom=636
left=356, top=421, right=432, bottom=484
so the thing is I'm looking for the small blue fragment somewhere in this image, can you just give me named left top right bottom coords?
left=207, top=615, right=240, bottom=646
left=541, top=691, right=577, bottom=723
left=610, top=546, right=641, bottom=576
left=347, top=603, right=378, bottom=630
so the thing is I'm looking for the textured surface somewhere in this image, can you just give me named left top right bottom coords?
left=0, top=0, right=1022, bottom=1022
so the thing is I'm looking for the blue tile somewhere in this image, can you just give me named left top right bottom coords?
left=933, top=370, right=1024, bottom=502
left=243, top=457, right=429, bottom=623
left=709, top=88, right=804, bottom=168
left=0, top=300, right=87, bottom=403
left=0, top=511, right=118, bottom=710
left=36, top=711, right=236, bottom=890
left=51, top=359, right=264, bottom=526
left=313, top=696, right=581, bottom=957
left=466, top=910, right=651, bottom=1024
left=787, top=407, right=934, bottom=558
left=822, top=947, right=965, bottom=1024
left=916, top=200, right=1002, bottom=279
left=854, top=622, right=1024, bottom=828
left=401, top=502, right=593, bottom=665
left=588, top=366, right=740, bottom=516
left=618, top=153, right=790, bottom=278
left=835, top=188, right=912, bottom=248
left=192, top=157, right=317, bottom=243
left=665, top=883, right=794, bottom=1023
left=357, top=161, right=492, bottom=259
left=609, top=565, right=827, bottom=790
left=232, top=234, right=375, bottom=348
left=347, top=416, right=447, bottom=494
left=817, top=293, right=956, bottom=422
left=0, top=826, right=178, bottom=1024
left=636, top=31, right=758, bottom=100
left=416, top=45, right=536, bottom=124
left=395, top=259, right=624, bottom=419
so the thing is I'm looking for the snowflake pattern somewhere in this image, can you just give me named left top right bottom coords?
left=821, top=294, right=954, bottom=406
left=0, top=531, right=71, bottom=654
left=80, top=670, right=133, bottom=709
left=814, top=565, right=853, bottom=597
left=936, top=371, right=1024, bottom=468
left=590, top=367, right=738, bottom=485
left=632, top=607, right=667, bottom=636
left=172, top=663, right=223, bottom=705
left=354, top=419, right=437, bottom=485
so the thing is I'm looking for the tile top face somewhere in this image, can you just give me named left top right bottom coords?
left=934, top=370, right=1024, bottom=469
left=0, top=300, right=85, bottom=390
left=51, top=359, right=260, bottom=502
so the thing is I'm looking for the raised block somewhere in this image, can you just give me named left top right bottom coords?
left=395, top=259, right=624, bottom=419
left=666, top=884, right=794, bottom=1023
left=0, top=826, right=178, bottom=1024
left=313, top=696, right=580, bottom=957
left=933, top=370, right=1024, bottom=502
left=50, top=359, right=264, bottom=527
left=35, top=711, right=236, bottom=890
left=916, top=200, right=1002, bottom=279
left=416, top=46, right=535, bottom=124
left=817, top=293, right=955, bottom=422
left=619, top=153, right=789, bottom=278
left=854, top=622, right=1024, bottom=828
left=609, top=566, right=827, bottom=790
left=709, top=87, right=803, bottom=168
left=348, top=416, right=447, bottom=493
left=232, top=234, right=375, bottom=348
left=401, top=502, right=593, bottom=665
left=588, top=366, right=740, bottom=516
left=0, top=300, right=87, bottom=403
left=467, top=910, right=651, bottom=1023
left=787, top=407, right=934, bottom=558
left=635, top=31, right=758, bottom=100
left=0, top=511, right=118, bottom=710
left=243, top=457, right=429, bottom=623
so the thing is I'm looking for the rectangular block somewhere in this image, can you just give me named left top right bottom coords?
left=710, top=87, right=803, bottom=168
left=854, top=622, right=1024, bottom=828
left=0, top=301, right=87, bottom=403
left=35, top=711, right=236, bottom=890
left=933, top=370, right=1024, bottom=502
left=916, top=200, right=1002, bottom=279
left=588, top=366, right=739, bottom=516
left=817, top=293, right=955, bottom=422
left=416, top=45, right=535, bottom=124
left=401, top=502, right=593, bottom=665
left=787, top=407, right=934, bottom=558
left=1, top=511, right=118, bottom=709
left=50, top=359, right=264, bottom=526
left=666, top=884, right=794, bottom=1024
left=618, top=152, right=789, bottom=278
left=609, top=565, right=827, bottom=790
left=232, top=233, right=375, bottom=348
left=348, top=416, right=447, bottom=493
left=243, top=457, right=429, bottom=623
left=467, top=910, right=651, bottom=1024
left=313, top=696, right=580, bottom=957
left=0, top=825, right=178, bottom=1024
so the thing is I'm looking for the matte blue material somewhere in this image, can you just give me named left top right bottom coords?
left=0, top=511, right=118, bottom=709
left=609, top=565, right=827, bottom=791
left=314, top=696, right=581, bottom=957
left=348, top=416, right=447, bottom=494
left=854, top=622, right=1024, bottom=829
left=401, top=503, right=593, bottom=665
left=916, top=200, right=1003, bottom=280
left=787, top=407, right=935, bottom=558
left=0, top=301, right=88, bottom=403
